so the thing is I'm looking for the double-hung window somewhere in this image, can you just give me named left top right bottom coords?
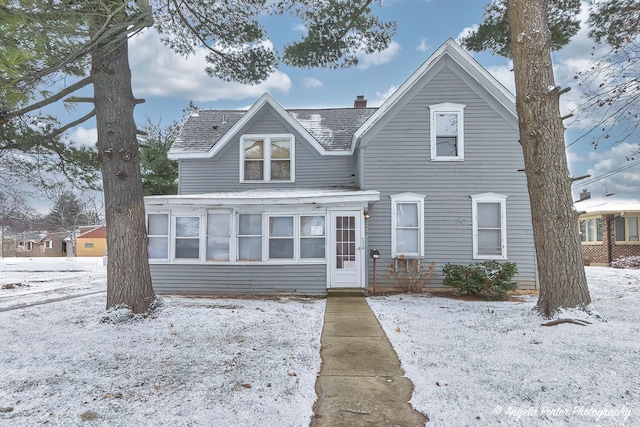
left=390, top=193, right=425, bottom=258
left=147, top=213, right=169, bottom=259
left=614, top=215, right=639, bottom=243
left=174, top=216, right=201, bottom=259
left=300, top=216, right=326, bottom=258
left=579, top=217, right=603, bottom=243
left=269, top=216, right=294, bottom=259
left=207, top=212, right=231, bottom=261
left=430, top=103, right=465, bottom=161
left=238, top=214, right=262, bottom=261
left=472, top=193, right=507, bottom=259
left=241, top=135, right=294, bottom=182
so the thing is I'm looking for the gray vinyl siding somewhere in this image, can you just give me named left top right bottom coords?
left=178, top=106, right=356, bottom=194
left=361, top=61, right=537, bottom=289
left=150, top=263, right=326, bottom=295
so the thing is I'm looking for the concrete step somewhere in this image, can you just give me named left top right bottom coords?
left=327, top=288, right=366, bottom=297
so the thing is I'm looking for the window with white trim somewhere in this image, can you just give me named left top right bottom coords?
left=472, top=193, right=507, bottom=259
left=238, top=213, right=262, bottom=261
left=26, top=241, right=33, bottom=251
left=207, top=212, right=231, bottom=261
left=614, top=215, right=639, bottom=243
left=300, top=216, right=326, bottom=258
left=148, top=213, right=169, bottom=259
left=174, top=216, right=201, bottom=259
left=45, top=240, right=53, bottom=249
left=240, top=135, right=294, bottom=182
left=579, top=216, right=603, bottom=243
left=268, top=216, right=294, bottom=259
left=390, top=193, right=425, bottom=258
left=430, top=103, right=465, bottom=161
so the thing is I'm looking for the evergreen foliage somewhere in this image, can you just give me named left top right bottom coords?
left=443, top=261, right=518, bottom=301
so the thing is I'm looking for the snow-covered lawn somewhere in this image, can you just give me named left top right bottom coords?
left=3, top=258, right=639, bottom=426
left=0, top=257, right=324, bottom=426
left=369, top=267, right=640, bottom=426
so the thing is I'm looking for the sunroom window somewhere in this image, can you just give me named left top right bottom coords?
left=430, top=103, right=465, bottom=161
left=241, top=135, right=294, bottom=182
left=148, top=213, right=169, bottom=259
left=580, top=217, right=603, bottom=243
left=207, top=212, right=231, bottom=261
left=238, top=214, right=262, bottom=261
left=269, top=216, right=294, bottom=259
left=300, top=216, right=326, bottom=258
left=175, top=216, right=200, bottom=259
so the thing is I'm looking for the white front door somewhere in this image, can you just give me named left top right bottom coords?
left=329, top=211, right=363, bottom=288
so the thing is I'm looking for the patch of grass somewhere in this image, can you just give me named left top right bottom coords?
left=80, top=410, right=99, bottom=421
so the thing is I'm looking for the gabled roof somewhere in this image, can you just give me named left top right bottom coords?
left=575, top=192, right=640, bottom=214
left=168, top=92, right=377, bottom=159
left=352, top=38, right=517, bottom=149
left=77, top=226, right=106, bottom=239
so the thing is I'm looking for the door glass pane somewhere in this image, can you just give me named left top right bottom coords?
left=176, top=217, right=199, bottom=237
left=478, top=203, right=500, bottom=228
left=397, top=229, right=419, bottom=253
left=478, top=229, right=501, bottom=255
left=397, top=203, right=418, bottom=227
left=335, top=215, right=356, bottom=269
left=629, top=217, right=639, bottom=241
left=148, top=214, right=168, bottom=235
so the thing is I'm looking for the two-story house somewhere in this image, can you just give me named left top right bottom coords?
left=144, top=39, right=538, bottom=295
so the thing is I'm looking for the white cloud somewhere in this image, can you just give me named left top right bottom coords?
left=581, top=142, right=640, bottom=195
left=486, top=63, right=515, bottom=95
left=302, top=77, right=323, bottom=89
left=357, top=41, right=401, bottom=70
left=456, top=25, right=478, bottom=44
left=291, top=23, right=306, bottom=32
left=67, top=126, right=97, bottom=147
left=369, top=85, right=398, bottom=107
left=417, top=37, right=429, bottom=53
left=128, top=29, right=292, bottom=102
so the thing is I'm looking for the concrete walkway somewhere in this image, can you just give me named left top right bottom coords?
left=311, top=295, right=428, bottom=426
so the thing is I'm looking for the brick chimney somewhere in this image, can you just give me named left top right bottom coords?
left=579, top=189, right=591, bottom=201
left=354, top=95, right=367, bottom=108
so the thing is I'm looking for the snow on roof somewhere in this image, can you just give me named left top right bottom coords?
left=574, top=192, right=640, bottom=214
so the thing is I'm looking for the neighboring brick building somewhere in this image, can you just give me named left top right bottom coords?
left=575, top=191, right=640, bottom=266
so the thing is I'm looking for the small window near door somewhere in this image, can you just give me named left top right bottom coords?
left=301, top=216, right=325, bottom=258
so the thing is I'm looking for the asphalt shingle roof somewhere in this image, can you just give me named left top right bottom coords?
left=169, top=107, right=378, bottom=154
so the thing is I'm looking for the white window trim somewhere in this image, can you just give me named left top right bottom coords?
left=172, top=214, right=205, bottom=262
left=45, top=240, right=53, bottom=249
left=471, top=193, right=508, bottom=260
left=579, top=215, right=603, bottom=244
left=239, top=134, right=295, bottom=183
left=429, top=103, right=465, bottom=161
left=390, top=193, right=425, bottom=258
left=147, top=211, right=170, bottom=261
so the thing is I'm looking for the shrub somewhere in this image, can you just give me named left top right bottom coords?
left=385, top=256, right=436, bottom=293
left=611, top=255, right=640, bottom=269
left=443, top=260, right=518, bottom=300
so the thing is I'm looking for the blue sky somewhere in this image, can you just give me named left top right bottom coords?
left=51, top=0, right=638, bottom=211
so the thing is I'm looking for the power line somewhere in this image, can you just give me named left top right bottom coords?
left=571, top=159, right=640, bottom=188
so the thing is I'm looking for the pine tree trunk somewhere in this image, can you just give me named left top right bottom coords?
left=91, top=9, right=155, bottom=313
left=507, top=0, right=591, bottom=316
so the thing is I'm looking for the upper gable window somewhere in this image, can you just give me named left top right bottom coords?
left=429, top=103, right=465, bottom=161
left=240, top=134, right=294, bottom=182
